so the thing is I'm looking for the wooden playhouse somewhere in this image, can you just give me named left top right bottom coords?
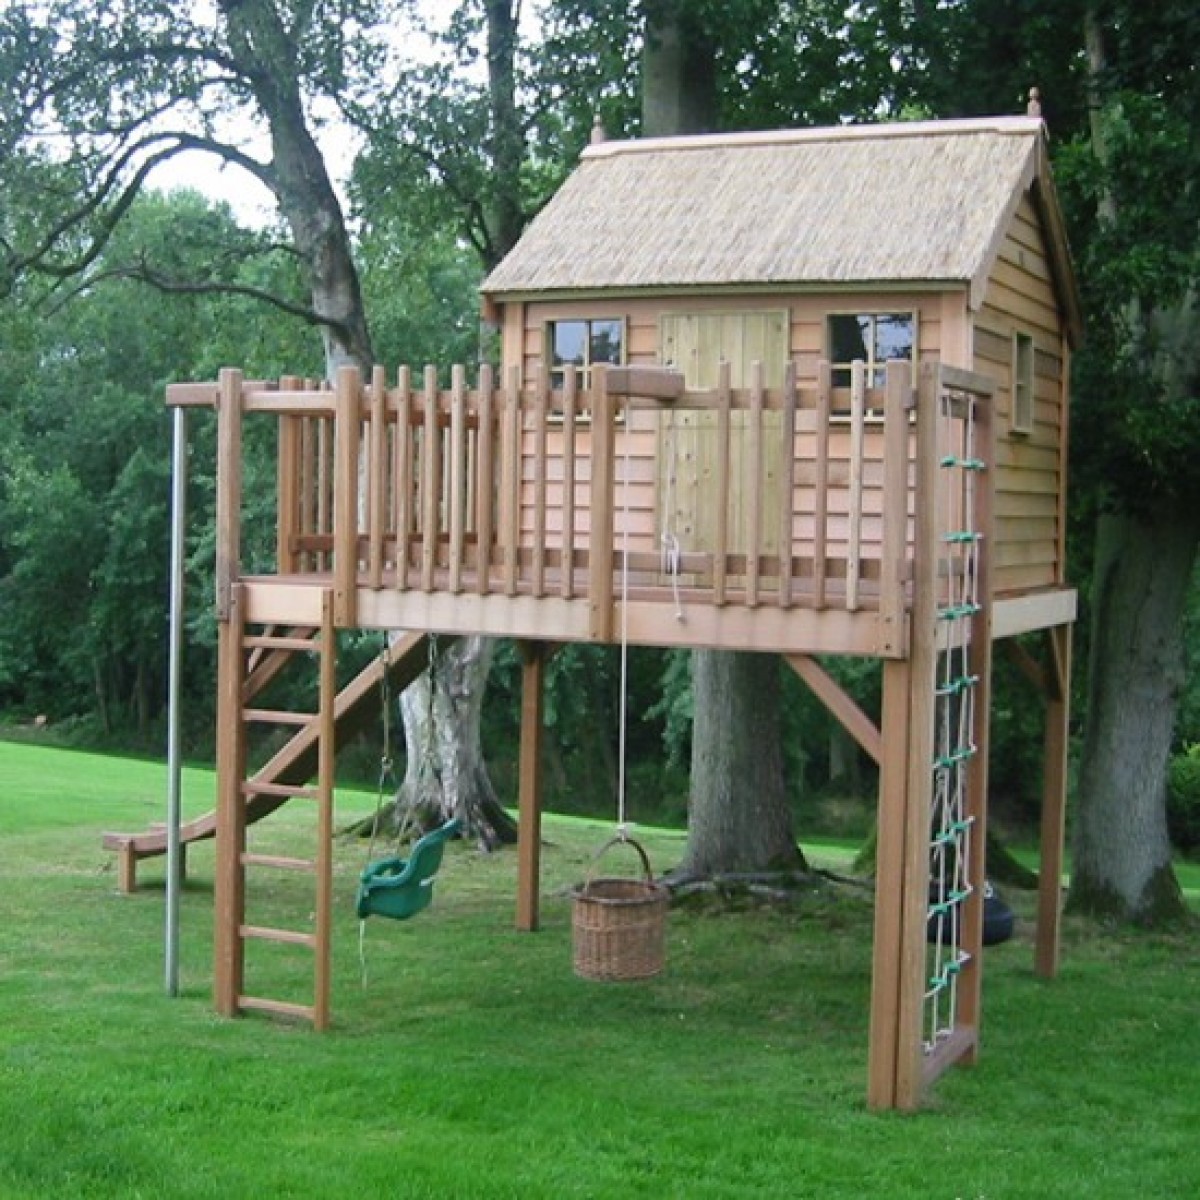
left=116, top=114, right=1078, bottom=1111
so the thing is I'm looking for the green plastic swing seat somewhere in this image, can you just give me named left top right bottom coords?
left=355, top=818, right=463, bottom=921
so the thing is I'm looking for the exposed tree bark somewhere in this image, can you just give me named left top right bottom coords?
left=217, top=0, right=373, bottom=374
left=1065, top=7, right=1195, bottom=924
left=396, top=635, right=517, bottom=849
left=678, top=650, right=806, bottom=876
left=641, top=0, right=719, bottom=137
left=1068, top=512, right=1195, bottom=922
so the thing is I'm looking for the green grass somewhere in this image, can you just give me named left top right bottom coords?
left=0, top=740, right=1197, bottom=1199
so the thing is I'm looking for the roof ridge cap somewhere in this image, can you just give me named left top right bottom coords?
left=582, top=116, right=1045, bottom=160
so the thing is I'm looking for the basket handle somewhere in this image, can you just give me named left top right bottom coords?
left=582, top=834, right=656, bottom=892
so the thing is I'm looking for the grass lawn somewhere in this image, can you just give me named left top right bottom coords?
left=0, top=740, right=1197, bottom=1199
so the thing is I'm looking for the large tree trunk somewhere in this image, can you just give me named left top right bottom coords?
left=1068, top=511, right=1195, bottom=923
left=642, top=0, right=719, bottom=137
left=678, top=650, right=806, bottom=876
left=396, top=635, right=517, bottom=850
left=642, top=2, right=801, bottom=879
left=218, top=0, right=372, bottom=373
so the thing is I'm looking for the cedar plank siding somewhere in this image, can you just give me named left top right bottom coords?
left=973, top=195, right=1068, bottom=593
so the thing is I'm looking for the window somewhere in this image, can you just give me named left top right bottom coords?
left=1012, top=332, right=1035, bottom=434
left=547, top=318, right=624, bottom=387
left=828, top=312, right=915, bottom=389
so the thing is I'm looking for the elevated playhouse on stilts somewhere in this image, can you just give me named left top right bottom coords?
left=107, top=114, right=1079, bottom=1110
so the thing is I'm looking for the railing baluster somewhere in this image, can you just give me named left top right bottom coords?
left=561, top=366, right=578, bottom=600
left=449, top=365, right=467, bottom=594
left=475, top=365, right=495, bottom=596
left=421, top=366, right=441, bottom=592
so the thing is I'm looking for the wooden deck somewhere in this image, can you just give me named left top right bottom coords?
left=174, top=359, right=934, bottom=659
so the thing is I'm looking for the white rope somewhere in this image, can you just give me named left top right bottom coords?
left=616, top=392, right=631, bottom=838
left=659, top=409, right=685, bottom=623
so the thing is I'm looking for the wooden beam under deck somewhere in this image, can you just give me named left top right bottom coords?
left=240, top=577, right=903, bottom=658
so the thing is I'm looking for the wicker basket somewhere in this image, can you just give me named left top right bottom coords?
left=571, top=836, right=669, bottom=982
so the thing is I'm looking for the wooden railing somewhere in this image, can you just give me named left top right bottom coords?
left=170, top=358, right=950, bottom=657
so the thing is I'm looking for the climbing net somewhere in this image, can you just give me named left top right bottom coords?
left=924, top=381, right=985, bottom=1053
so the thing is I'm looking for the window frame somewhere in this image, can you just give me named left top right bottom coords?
left=545, top=316, right=627, bottom=390
left=826, top=309, right=918, bottom=421
left=1011, top=331, right=1035, bottom=435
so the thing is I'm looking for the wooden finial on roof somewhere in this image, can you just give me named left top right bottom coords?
left=1027, top=87, right=1043, bottom=118
left=590, top=113, right=607, bottom=145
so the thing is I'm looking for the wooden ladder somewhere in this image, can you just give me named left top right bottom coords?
left=214, top=585, right=336, bottom=1029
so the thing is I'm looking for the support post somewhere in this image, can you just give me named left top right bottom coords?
left=588, top=366, right=615, bottom=641
left=213, top=585, right=248, bottom=1017
left=314, top=590, right=336, bottom=1030
left=516, top=640, right=547, bottom=931
left=868, top=658, right=914, bottom=1110
left=1036, top=623, right=1072, bottom=978
left=893, top=361, right=943, bottom=1111
left=215, top=369, right=244, bottom=621
left=333, top=365, right=361, bottom=626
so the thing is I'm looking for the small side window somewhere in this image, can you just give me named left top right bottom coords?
left=1012, top=332, right=1035, bottom=434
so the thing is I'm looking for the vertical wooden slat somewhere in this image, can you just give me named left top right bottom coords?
left=713, top=361, right=732, bottom=606
left=958, top=381, right=995, bottom=1057
left=893, top=360, right=943, bottom=1112
left=846, top=359, right=866, bottom=612
left=367, top=364, right=387, bottom=588
left=1036, top=623, right=1072, bottom=979
left=313, top=589, right=336, bottom=1031
left=531, top=367, right=549, bottom=597
left=502, top=366, right=521, bottom=596
left=777, top=361, right=797, bottom=609
left=449, top=365, right=467, bottom=594
left=277, top=376, right=302, bottom=575
left=316, top=415, right=331, bottom=572
left=560, top=366, right=578, bottom=600
left=333, top=365, right=360, bottom=627
left=814, top=360, right=831, bottom=608
left=746, top=360, right=764, bottom=607
left=215, top=369, right=244, bottom=621
left=475, top=365, right=495, bottom=595
left=213, top=584, right=247, bottom=1017
left=421, top=365, right=440, bottom=592
left=516, top=641, right=546, bottom=932
left=879, top=360, right=912, bottom=655
left=298, top=415, right=314, bottom=571
left=394, top=367, right=412, bottom=590
left=588, top=365, right=616, bottom=641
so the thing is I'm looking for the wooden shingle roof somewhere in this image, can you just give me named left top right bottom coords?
left=482, top=117, right=1081, bottom=343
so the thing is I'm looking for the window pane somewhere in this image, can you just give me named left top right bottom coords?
left=830, top=314, right=870, bottom=364
left=551, top=321, right=587, bottom=369
left=874, top=313, right=914, bottom=362
left=590, top=320, right=623, bottom=365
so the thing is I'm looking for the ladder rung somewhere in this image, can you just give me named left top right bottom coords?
left=241, top=852, right=316, bottom=873
left=240, top=924, right=316, bottom=948
left=244, top=634, right=320, bottom=652
left=242, top=781, right=319, bottom=800
left=238, top=995, right=315, bottom=1021
left=243, top=708, right=313, bottom=726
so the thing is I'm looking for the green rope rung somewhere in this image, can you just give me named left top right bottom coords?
left=931, top=818, right=975, bottom=847
left=927, top=887, right=971, bottom=919
left=943, top=530, right=982, bottom=544
left=936, top=674, right=979, bottom=697
left=934, top=744, right=976, bottom=769
left=938, top=603, right=982, bottom=621
left=939, top=455, right=986, bottom=471
left=928, top=952, right=971, bottom=992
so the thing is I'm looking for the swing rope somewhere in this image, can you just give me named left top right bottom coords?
left=616, top=390, right=632, bottom=838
